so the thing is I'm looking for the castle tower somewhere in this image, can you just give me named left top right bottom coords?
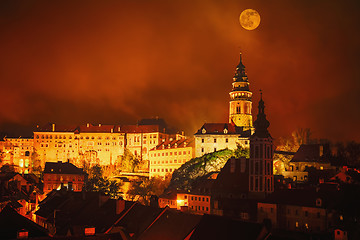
left=249, top=92, right=274, bottom=196
left=229, top=53, right=253, bottom=131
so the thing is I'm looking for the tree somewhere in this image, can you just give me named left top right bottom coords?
left=31, top=150, right=42, bottom=176
left=234, top=143, right=250, bottom=158
left=126, top=175, right=171, bottom=205
left=120, top=148, right=141, bottom=172
left=274, top=128, right=313, bottom=174
left=85, top=164, right=123, bottom=199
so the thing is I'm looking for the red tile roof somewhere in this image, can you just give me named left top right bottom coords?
left=153, top=138, right=194, bottom=150
left=35, top=123, right=78, bottom=132
left=120, top=124, right=160, bottom=133
left=195, top=123, right=250, bottom=136
left=78, top=124, right=121, bottom=133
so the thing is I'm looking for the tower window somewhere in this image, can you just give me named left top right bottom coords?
left=236, top=105, right=241, bottom=114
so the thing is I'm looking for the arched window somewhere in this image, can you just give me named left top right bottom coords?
left=236, top=105, right=241, bottom=114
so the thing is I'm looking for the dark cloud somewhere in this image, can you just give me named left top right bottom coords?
left=0, top=0, right=359, bottom=141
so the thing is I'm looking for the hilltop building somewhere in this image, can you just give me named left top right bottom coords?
left=1, top=137, right=33, bottom=174
left=149, top=138, right=194, bottom=178
left=194, top=54, right=253, bottom=157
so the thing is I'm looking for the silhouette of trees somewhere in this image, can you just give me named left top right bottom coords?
left=126, top=175, right=171, bottom=205
left=85, top=164, right=123, bottom=199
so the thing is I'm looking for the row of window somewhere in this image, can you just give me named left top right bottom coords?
left=251, top=144, right=273, bottom=159
left=286, top=209, right=322, bottom=218
left=191, top=205, right=209, bottom=212
left=151, top=159, right=186, bottom=164
left=151, top=150, right=190, bottom=157
left=151, top=168, right=175, bottom=173
left=250, top=176, right=273, bottom=192
left=201, top=138, right=249, bottom=144
left=189, top=196, right=209, bottom=202
left=251, top=160, right=273, bottom=175
left=40, top=142, right=122, bottom=148
left=36, top=135, right=122, bottom=140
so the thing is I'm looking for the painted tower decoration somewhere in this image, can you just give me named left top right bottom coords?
left=249, top=92, right=274, bottom=195
left=229, top=53, right=253, bottom=131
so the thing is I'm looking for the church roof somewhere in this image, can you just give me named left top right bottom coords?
left=252, top=93, right=271, bottom=139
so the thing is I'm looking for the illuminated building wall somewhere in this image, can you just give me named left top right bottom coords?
left=194, top=54, right=254, bottom=158
left=33, top=124, right=125, bottom=166
left=158, top=192, right=211, bottom=215
left=229, top=54, right=253, bottom=131
left=43, top=161, right=86, bottom=194
left=1, top=137, right=33, bottom=173
left=149, top=138, right=194, bottom=178
left=194, top=123, right=250, bottom=157
left=33, top=123, right=182, bottom=168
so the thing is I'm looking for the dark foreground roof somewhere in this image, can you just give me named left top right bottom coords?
left=0, top=205, right=49, bottom=239
left=188, top=214, right=270, bottom=240
left=43, top=162, right=86, bottom=175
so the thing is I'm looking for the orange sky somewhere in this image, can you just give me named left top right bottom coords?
left=0, top=0, right=359, bottom=141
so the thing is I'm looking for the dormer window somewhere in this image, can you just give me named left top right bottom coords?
left=202, top=128, right=206, bottom=134
left=224, top=128, right=228, bottom=134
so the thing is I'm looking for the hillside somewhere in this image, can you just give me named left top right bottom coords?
left=167, top=149, right=235, bottom=191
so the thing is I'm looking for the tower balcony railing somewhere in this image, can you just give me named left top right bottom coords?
left=230, top=96, right=252, bottom=101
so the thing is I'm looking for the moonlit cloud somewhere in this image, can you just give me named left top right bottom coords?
left=0, top=0, right=359, bottom=141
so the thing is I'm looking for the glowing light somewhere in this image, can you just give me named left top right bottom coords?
left=239, top=9, right=261, bottom=30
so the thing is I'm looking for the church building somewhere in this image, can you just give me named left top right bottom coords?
left=194, top=54, right=253, bottom=157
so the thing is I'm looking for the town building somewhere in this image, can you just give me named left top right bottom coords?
left=282, top=144, right=334, bottom=182
left=1, top=137, right=33, bottom=174
left=33, top=123, right=125, bottom=166
left=194, top=54, right=253, bottom=157
left=42, top=161, right=86, bottom=194
left=149, top=138, right=194, bottom=178
left=158, top=191, right=211, bottom=215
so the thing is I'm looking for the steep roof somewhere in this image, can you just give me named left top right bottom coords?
left=78, top=124, right=122, bottom=133
left=195, top=123, right=250, bottom=136
left=43, top=162, right=86, bottom=175
left=212, top=157, right=250, bottom=195
left=111, top=203, right=165, bottom=238
left=138, top=209, right=202, bottom=240
left=35, top=123, right=78, bottom=133
left=120, top=124, right=161, bottom=133
left=188, top=214, right=269, bottom=240
left=291, top=144, right=330, bottom=163
left=152, top=138, right=194, bottom=151
left=0, top=205, right=49, bottom=239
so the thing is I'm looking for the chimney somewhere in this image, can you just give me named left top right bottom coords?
left=98, top=123, right=101, bottom=127
left=52, top=123, right=55, bottom=132
left=118, top=126, right=121, bottom=132
left=87, top=123, right=90, bottom=127
left=184, top=142, right=187, bottom=147
left=116, top=199, right=125, bottom=215
left=111, top=128, right=113, bottom=133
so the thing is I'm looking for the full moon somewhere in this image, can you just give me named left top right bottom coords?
left=239, top=9, right=261, bottom=30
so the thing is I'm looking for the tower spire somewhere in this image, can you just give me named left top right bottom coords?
left=253, top=91, right=270, bottom=138
left=229, top=54, right=253, bottom=131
